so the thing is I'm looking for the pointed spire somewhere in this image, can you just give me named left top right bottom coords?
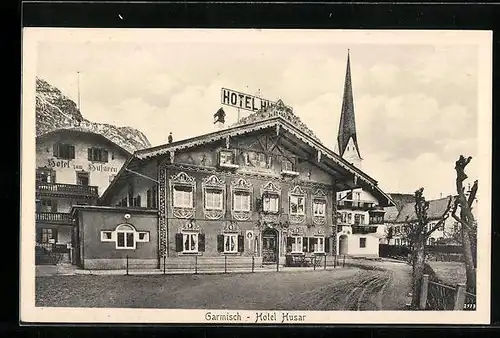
left=337, top=49, right=361, bottom=159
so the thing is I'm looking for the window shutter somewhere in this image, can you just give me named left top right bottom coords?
left=238, top=235, right=244, bottom=253
left=88, top=148, right=92, bottom=161
left=217, top=234, right=224, bottom=252
left=286, top=237, right=293, bottom=253
left=103, top=149, right=109, bottom=162
left=309, top=237, right=316, bottom=252
left=325, top=237, right=331, bottom=253
left=53, top=143, right=59, bottom=157
left=198, top=233, right=205, bottom=252
left=69, top=145, right=75, bottom=159
left=175, top=233, right=183, bottom=252
left=137, top=195, right=141, bottom=207
left=302, top=237, right=308, bottom=252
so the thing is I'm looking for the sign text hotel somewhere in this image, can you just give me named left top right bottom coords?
left=221, top=88, right=291, bottom=113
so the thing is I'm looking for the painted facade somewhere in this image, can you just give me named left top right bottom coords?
left=35, top=129, right=131, bottom=264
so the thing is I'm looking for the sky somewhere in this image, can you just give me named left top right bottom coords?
left=35, top=30, right=483, bottom=200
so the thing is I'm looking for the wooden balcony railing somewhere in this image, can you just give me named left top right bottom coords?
left=337, top=199, right=375, bottom=210
left=36, top=182, right=98, bottom=197
left=36, top=212, right=74, bottom=224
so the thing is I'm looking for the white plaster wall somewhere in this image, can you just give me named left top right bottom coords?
left=36, top=132, right=129, bottom=196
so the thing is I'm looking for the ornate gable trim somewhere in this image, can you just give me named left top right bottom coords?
left=170, top=171, right=195, bottom=185
left=179, top=219, right=201, bottom=232
left=221, top=220, right=241, bottom=234
left=232, top=177, right=252, bottom=191
left=290, top=185, right=306, bottom=196
left=203, top=174, right=226, bottom=187
left=313, top=188, right=327, bottom=198
left=261, top=181, right=281, bottom=195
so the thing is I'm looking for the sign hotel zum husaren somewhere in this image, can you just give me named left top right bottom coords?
left=221, top=87, right=292, bottom=112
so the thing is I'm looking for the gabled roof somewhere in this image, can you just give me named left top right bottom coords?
left=390, top=195, right=456, bottom=224
left=36, top=128, right=132, bottom=156
left=100, top=100, right=395, bottom=207
left=383, top=206, right=400, bottom=223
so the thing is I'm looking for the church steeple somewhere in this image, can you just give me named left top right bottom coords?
left=337, top=49, right=362, bottom=167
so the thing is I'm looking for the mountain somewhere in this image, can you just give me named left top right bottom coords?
left=36, top=77, right=151, bottom=154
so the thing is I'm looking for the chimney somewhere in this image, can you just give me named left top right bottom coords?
left=213, top=107, right=226, bottom=130
left=168, top=132, right=173, bottom=144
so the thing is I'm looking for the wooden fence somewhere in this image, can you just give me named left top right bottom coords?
left=419, top=274, right=476, bottom=310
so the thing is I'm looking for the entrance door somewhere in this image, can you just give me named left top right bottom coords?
left=262, top=228, right=278, bottom=264
left=77, top=172, right=89, bottom=186
left=339, top=235, right=348, bottom=255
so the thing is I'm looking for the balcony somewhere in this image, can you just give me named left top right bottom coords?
left=36, top=212, right=74, bottom=225
left=337, top=199, right=375, bottom=211
left=351, top=225, right=379, bottom=235
left=36, top=182, right=99, bottom=199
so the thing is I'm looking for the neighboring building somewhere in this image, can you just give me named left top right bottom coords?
left=71, top=96, right=393, bottom=269
left=334, top=51, right=391, bottom=257
left=35, top=128, right=132, bottom=264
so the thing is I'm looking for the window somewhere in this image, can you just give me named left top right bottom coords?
left=263, top=194, right=279, bottom=213
left=173, top=185, right=193, bottom=208
left=101, top=231, right=113, bottom=242
left=312, top=237, right=325, bottom=253
left=37, top=168, right=55, bottom=184
left=428, top=238, right=436, bottom=245
left=116, top=225, right=135, bottom=249
left=347, top=213, right=353, bottom=224
left=395, top=238, right=401, bottom=246
left=76, top=172, right=89, bottom=186
left=219, top=150, right=236, bottom=166
left=354, top=214, right=365, bottom=225
left=40, top=228, right=57, bottom=243
left=205, top=188, right=223, bottom=210
left=313, top=199, right=326, bottom=216
left=116, top=196, right=128, bottom=207
left=88, top=147, right=109, bottom=162
left=289, top=236, right=303, bottom=253
left=101, top=224, right=149, bottom=249
left=183, top=233, right=199, bottom=253
left=224, top=234, right=238, bottom=253
left=282, top=158, right=294, bottom=172
left=359, top=237, right=366, bottom=248
left=53, top=143, right=75, bottom=160
left=146, top=185, right=158, bottom=208
left=289, top=195, right=305, bottom=215
left=234, top=191, right=250, bottom=212
left=131, top=195, right=141, bottom=207
left=39, top=199, right=57, bottom=212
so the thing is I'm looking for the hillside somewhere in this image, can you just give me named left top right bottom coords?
left=36, top=77, right=151, bottom=153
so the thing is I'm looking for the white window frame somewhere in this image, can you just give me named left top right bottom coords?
left=204, top=188, right=224, bottom=210
left=116, top=225, right=136, bottom=250
left=182, top=232, right=199, bottom=253
left=101, top=231, right=114, bottom=242
left=137, top=231, right=150, bottom=243
left=313, top=236, right=325, bottom=253
left=313, top=199, right=326, bottom=217
left=291, top=236, right=303, bottom=254
left=173, top=185, right=194, bottom=208
left=263, top=194, right=279, bottom=213
left=223, top=233, right=238, bottom=253
left=233, top=190, right=251, bottom=212
left=289, top=195, right=306, bottom=216
left=359, top=237, right=367, bottom=248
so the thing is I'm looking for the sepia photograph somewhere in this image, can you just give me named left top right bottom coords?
left=21, top=28, right=491, bottom=324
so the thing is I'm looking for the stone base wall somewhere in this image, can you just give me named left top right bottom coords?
left=83, top=258, right=159, bottom=270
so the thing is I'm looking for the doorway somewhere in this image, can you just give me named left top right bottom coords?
left=262, top=227, right=278, bottom=264
left=76, top=171, right=90, bottom=186
left=339, top=235, right=348, bottom=255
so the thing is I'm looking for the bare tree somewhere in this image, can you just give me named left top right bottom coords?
left=400, top=188, right=453, bottom=309
left=451, top=155, right=478, bottom=294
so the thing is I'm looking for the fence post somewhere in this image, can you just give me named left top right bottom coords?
left=195, top=255, right=198, bottom=275
left=419, top=274, right=429, bottom=310
left=126, top=255, right=129, bottom=276
left=343, top=255, right=346, bottom=268
left=334, top=254, right=337, bottom=268
left=252, top=256, right=255, bottom=273
left=224, top=255, right=227, bottom=274
left=313, top=256, right=316, bottom=270
left=324, top=255, right=327, bottom=270
left=276, top=255, right=279, bottom=272
left=163, top=256, right=166, bottom=275
left=454, top=283, right=466, bottom=310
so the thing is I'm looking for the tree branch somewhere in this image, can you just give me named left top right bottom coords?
left=467, top=180, right=478, bottom=208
